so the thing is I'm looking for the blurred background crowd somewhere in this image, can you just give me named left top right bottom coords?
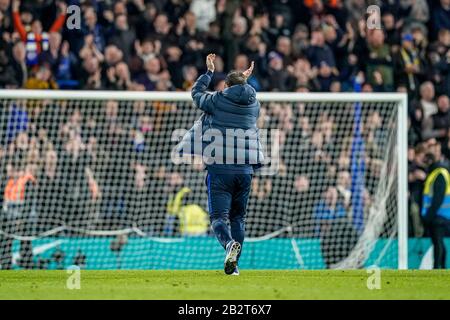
left=0, top=0, right=448, bottom=96
left=0, top=0, right=449, bottom=258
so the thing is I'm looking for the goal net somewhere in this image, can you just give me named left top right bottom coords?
left=0, top=90, right=407, bottom=270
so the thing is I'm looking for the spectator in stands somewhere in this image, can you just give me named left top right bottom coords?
left=107, top=13, right=136, bottom=64
left=176, top=11, right=198, bottom=47
left=164, top=171, right=184, bottom=236
left=133, top=38, right=159, bottom=72
left=275, top=35, right=293, bottom=66
left=38, top=147, right=62, bottom=230
left=263, top=51, right=291, bottom=91
left=224, top=15, right=248, bottom=70
left=181, top=64, right=197, bottom=91
left=365, top=111, right=387, bottom=159
left=39, top=33, right=73, bottom=84
left=382, top=11, right=400, bottom=50
left=11, top=0, right=66, bottom=67
left=162, top=44, right=182, bottom=88
left=106, top=61, right=133, bottom=91
left=415, top=81, right=438, bottom=121
left=24, top=63, right=58, bottom=89
left=313, top=186, right=357, bottom=268
left=125, top=163, right=150, bottom=231
left=142, top=164, right=169, bottom=236
left=135, top=55, right=162, bottom=91
left=394, top=33, right=425, bottom=97
left=252, top=177, right=272, bottom=202
left=428, top=28, right=450, bottom=95
left=103, top=44, right=122, bottom=69
left=81, top=55, right=103, bottom=90
left=291, top=57, right=319, bottom=91
left=83, top=7, right=105, bottom=53
left=190, top=0, right=215, bottom=32
left=0, top=45, right=17, bottom=88
left=10, top=41, right=27, bottom=88
left=307, top=28, right=336, bottom=69
left=233, top=53, right=261, bottom=90
left=365, top=29, right=394, bottom=92
left=59, top=131, right=99, bottom=230
left=247, top=176, right=275, bottom=234
left=432, top=0, right=450, bottom=36
left=336, top=170, right=351, bottom=209
left=409, top=144, right=427, bottom=237
left=411, top=24, right=429, bottom=62
left=79, top=34, right=105, bottom=72
left=425, top=95, right=449, bottom=131
left=423, top=95, right=450, bottom=155
left=317, top=61, right=339, bottom=92
left=291, top=24, right=310, bottom=57
left=149, top=13, right=178, bottom=50
left=203, top=20, right=225, bottom=60
left=0, top=0, right=11, bottom=34
left=292, top=173, right=311, bottom=214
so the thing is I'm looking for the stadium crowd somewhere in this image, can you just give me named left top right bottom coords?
left=0, top=0, right=447, bottom=95
left=1, top=0, right=450, bottom=268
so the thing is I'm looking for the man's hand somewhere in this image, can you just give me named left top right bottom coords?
left=206, top=53, right=215, bottom=72
left=12, top=0, right=20, bottom=12
left=243, top=61, right=255, bottom=79
left=57, top=1, right=68, bottom=14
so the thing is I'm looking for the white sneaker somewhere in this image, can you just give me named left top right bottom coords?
left=224, top=240, right=241, bottom=275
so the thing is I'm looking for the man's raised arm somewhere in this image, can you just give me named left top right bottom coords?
left=191, top=53, right=217, bottom=114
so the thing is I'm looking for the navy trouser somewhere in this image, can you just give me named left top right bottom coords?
left=206, top=172, right=252, bottom=260
left=427, top=217, right=450, bottom=269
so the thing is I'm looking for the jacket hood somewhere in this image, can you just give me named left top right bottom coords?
left=222, top=84, right=256, bottom=105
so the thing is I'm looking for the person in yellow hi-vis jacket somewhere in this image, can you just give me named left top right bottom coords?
left=167, top=186, right=209, bottom=236
left=422, top=148, right=450, bottom=269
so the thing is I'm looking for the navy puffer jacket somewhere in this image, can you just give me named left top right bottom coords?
left=176, top=70, right=264, bottom=174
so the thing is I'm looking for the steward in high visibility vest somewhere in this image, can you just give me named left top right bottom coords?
left=3, top=173, right=37, bottom=209
left=167, top=187, right=209, bottom=236
left=422, top=166, right=450, bottom=221
left=422, top=153, right=450, bottom=269
left=0, top=168, right=37, bottom=269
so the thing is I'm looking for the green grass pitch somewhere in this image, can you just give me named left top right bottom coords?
left=0, top=270, right=449, bottom=300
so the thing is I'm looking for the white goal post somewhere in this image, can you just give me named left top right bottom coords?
left=0, top=90, right=408, bottom=270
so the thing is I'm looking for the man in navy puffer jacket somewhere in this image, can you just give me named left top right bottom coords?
left=188, top=54, right=263, bottom=275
